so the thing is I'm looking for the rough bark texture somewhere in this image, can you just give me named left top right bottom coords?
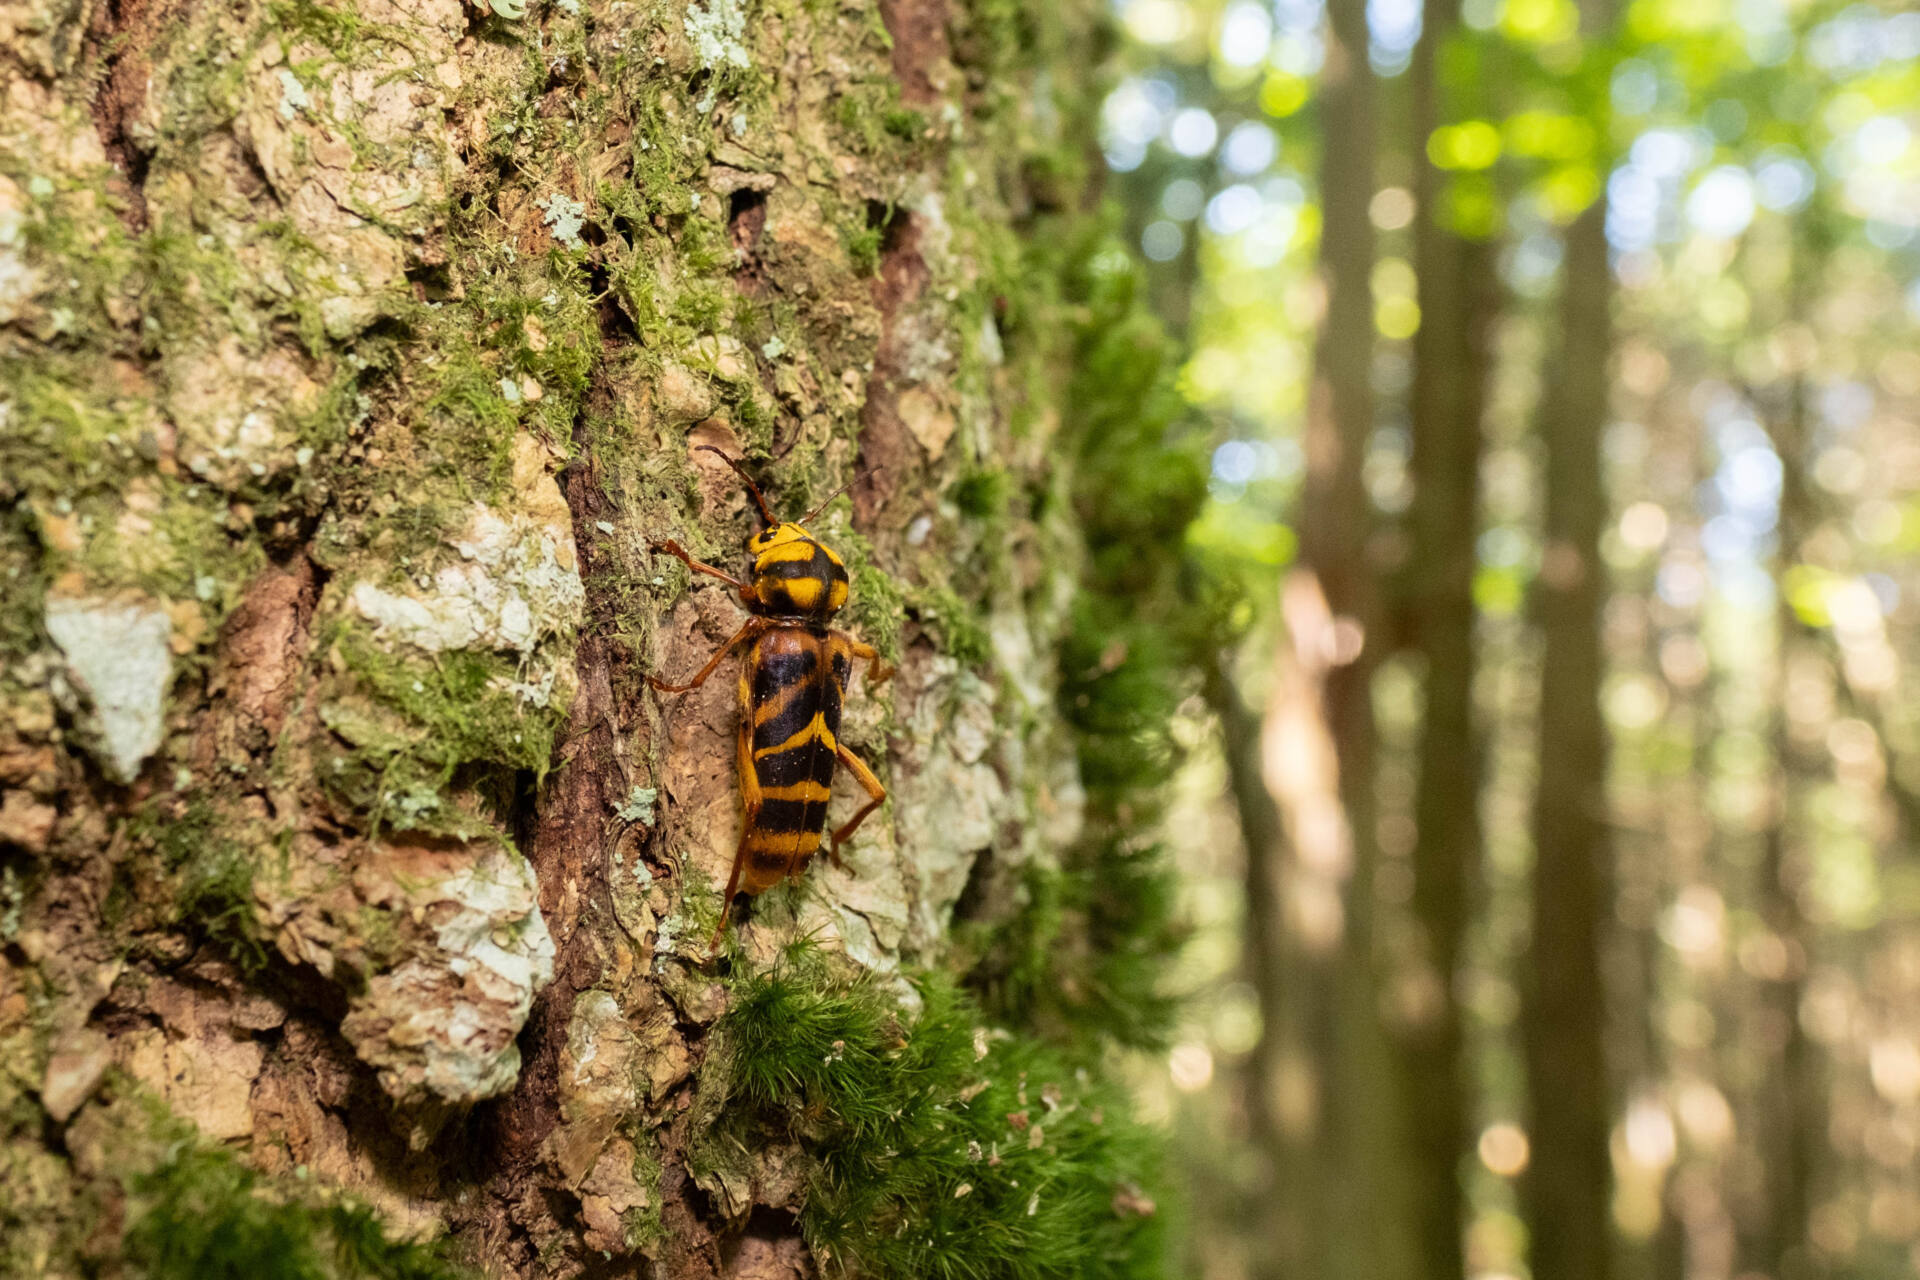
left=1521, top=135, right=1615, bottom=1280
left=0, top=0, right=1152, bottom=1273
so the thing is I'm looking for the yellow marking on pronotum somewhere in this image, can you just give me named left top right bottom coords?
left=782, top=578, right=824, bottom=610
left=758, top=540, right=819, bottom=565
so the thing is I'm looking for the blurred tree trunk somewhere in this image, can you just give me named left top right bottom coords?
left=1748, top=223, right=1830, bottom=1280
left=1215, top=659, right=1303, bottom=1277
left=1400, top=2, right=1500, bottom=1277
left=0, top=1, right=1144, bottom=1275
left=1520, top=30, right=1616, bottom=1279
left=1295, top=2, right=1419, bottom=1278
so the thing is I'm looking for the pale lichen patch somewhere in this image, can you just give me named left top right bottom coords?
left=337, top=840, right=556, bottom=1107
left=43, top=594, right=174, bottom=783
left=348, top=491, right=584, bottom=656
left=684, top=0, right=750, bottom=71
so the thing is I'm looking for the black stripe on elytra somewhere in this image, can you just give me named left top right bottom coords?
left=751, top=644, right=815, bottom=705
left=749, top=849, right=793, bottom=873
left=801, top=793, right=830, bottom=842
left=756, top=797, right=817, bottom=833
left=755, top=739, right=833, bottom=789
left=755, top=692, right=824, bottom=764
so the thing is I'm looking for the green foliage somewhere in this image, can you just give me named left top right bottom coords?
left=702, top=945, right=1162, bottom=1280
left=123, top=1143, right=469, bottom=1280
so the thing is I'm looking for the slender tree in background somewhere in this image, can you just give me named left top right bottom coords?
left=1402, top=1, right=1502, bottom=1275
left=1520, top=3, right=1617, bottom=1275
left=1748, top=209, right=1832, bottom=1280
left=1294, top=1, right=1419, bottom=1277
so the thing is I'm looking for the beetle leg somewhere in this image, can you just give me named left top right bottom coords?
left=843, top=637, right=895, bottom=688
left=649, top=616, right=766, bottom=693
left=827, top=742, right=887, bottom=865
left=650, top=538, right=751, bottom=590
left=709, top=721, right=764, bottom=954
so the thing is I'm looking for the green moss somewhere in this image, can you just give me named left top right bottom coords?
left=948, top=469, right=1011, bottom=521
left=0, top=507, right=48, bottom=662
left=123, top=1142, right=471, bottom=1280
left=700, top=944, right=1162, bottom=1280
left=830, top=525, right=906, bottom=665
left=967, top=841, right=1181, bottom=1052
left=904, top=583, right=991, bottom=666
left=122, top=800, right=271, bottom=972
left=842, top=223, right=883, bottom=277
left=1056, top=233, right=1213, bottom=810
left=328, top=629, right=568, bottom=832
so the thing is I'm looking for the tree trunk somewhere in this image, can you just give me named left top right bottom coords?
left=1296, top=3, right=1418, bottom=1277
left=1400, top=2, right=1499, bottom=1277
left=0, top=1, right=1170, bottom=1275
left=1747, top=222, right=1828, bottom=1280
left=1521, top=88, right=1616, bottom=1280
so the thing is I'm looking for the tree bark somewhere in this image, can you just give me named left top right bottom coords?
left=0, top=0, right=1157, bottom=1274
left=1399, top=2, right=1500, bottom=1278
left=1521, top=98, right=1616, bottom=1280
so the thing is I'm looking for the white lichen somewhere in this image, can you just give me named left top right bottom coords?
left=685, top=0, right=750, bottom=71
left=537, top=191, right=586, bottom=247
left=615, top=785, right=657, bottom=824
left=341, top=843, right=556, bottom=1105
left=349, top=500, right=584, bottom=655
left=43, top=595, right=174, bottom=783
left=276, top=70, right=310, bottom=121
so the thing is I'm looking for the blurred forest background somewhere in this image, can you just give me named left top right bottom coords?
left=1104, top=1, right=1920, bottom=1279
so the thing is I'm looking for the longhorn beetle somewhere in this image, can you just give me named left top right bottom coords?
left=649, top=447, right=893, bottom=951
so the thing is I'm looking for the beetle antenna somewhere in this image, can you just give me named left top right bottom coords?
left=695, top=446, right=777, bottom=527
left=799, top=464, right=882, bottom=525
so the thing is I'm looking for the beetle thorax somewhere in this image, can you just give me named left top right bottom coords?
left=746, top=522, right=850, bottom=620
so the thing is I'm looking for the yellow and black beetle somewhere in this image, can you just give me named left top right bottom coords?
left=649, top=447, right=893, bottom=951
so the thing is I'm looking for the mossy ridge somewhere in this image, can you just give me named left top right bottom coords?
left=120, top=1113, right=471, bottom=1280
left=700, top=943, right=1162, bottom=1280
left=955, top=226, right=1211, bottom=1051
left=98, top=798, right=274, bottom=973
left=320, top=629, right=567, bottom=835
left=962, top=841, right=1181, bottom=1054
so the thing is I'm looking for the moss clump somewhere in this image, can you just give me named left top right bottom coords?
left=904, top=583, right=991, bottom=667
left=824, top=523, right=906, bottom=667
left=118, top=800, right=270, bottom=972
left=842, top=222, right=884, bottom=277
left=966, top=841, right=1181, bottom=1053
left=123, top=1142, right=470, bottom=1280
left=700, top=944, right=1162, bottom=1280
left=948, top=468, right=1011, bottom=521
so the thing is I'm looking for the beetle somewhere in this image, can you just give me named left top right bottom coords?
left=649, top=446, right=893, bottom=951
